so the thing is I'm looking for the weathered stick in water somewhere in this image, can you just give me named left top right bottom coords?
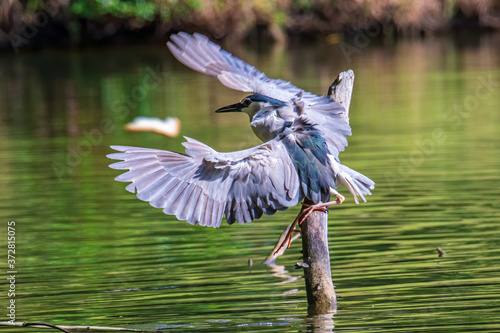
left=301, top=69, right=355, bottom=315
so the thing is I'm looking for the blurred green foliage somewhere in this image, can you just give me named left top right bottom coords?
left=71, top=0, right=156, bottom=20
left=292, top=0, right=313, bottom=11
left=70, top=0, right=201, bottom=21
left=1, top=0, right=499, bottom=49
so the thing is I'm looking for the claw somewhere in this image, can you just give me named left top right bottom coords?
left=274, top=193, right=345, bottom=254
left=330, top=187, right=345, bottom=204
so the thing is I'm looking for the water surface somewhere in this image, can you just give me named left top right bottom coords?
left=1, top=34, right=500, bottom=332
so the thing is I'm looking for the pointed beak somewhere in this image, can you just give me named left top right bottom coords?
left=215, top=103, right=243, bottom=113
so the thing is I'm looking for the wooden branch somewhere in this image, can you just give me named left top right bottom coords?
left=300, top=199, right=336, bottom=315
left=301, top=69, right=355, bottom=315
left=327, top=69, right=354, bottom=124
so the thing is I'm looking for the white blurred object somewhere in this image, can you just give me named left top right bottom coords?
left=124, top=117, right=181, bottom=137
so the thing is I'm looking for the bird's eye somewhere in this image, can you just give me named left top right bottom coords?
left=241, top=98, right=251, bottom=106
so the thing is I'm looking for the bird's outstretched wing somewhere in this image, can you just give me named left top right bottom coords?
left=108, top=137, right=301, bottom=227
left=167, top=32, right=324, bottom=103
left=167, top=32, right=351, bottom=156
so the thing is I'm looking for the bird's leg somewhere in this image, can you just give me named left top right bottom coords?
left=297, top=191, right=345, bottom=227
left=275, top=189, right=345, bottom=254
left=275, top=214, right=302, bottom=253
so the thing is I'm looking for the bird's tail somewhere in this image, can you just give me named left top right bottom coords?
left=328, top=156, right=375, bottom=204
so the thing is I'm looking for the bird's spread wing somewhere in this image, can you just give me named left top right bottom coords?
left=107, top=137, right=301, bottom=228
left=167, top=32, right=322, bottom=103
left=167, top=32, right=352, bottom=157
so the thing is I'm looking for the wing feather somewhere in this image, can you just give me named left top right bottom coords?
left=167, top=32, right=329, bottom=104
left=108, top=138, right=302, bottom=227
left=167, top=32, right=352, bottom=157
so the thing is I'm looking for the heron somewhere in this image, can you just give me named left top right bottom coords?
left=108, top=32, right=374, bottom=248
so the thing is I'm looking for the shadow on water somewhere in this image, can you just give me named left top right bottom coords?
left=0, top=33, right=500, bottom=332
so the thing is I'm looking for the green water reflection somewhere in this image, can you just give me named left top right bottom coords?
left=0, top=34, right=500, bottom=332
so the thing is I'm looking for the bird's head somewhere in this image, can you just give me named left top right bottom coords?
left=215, top=94, right=286, bottom=119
